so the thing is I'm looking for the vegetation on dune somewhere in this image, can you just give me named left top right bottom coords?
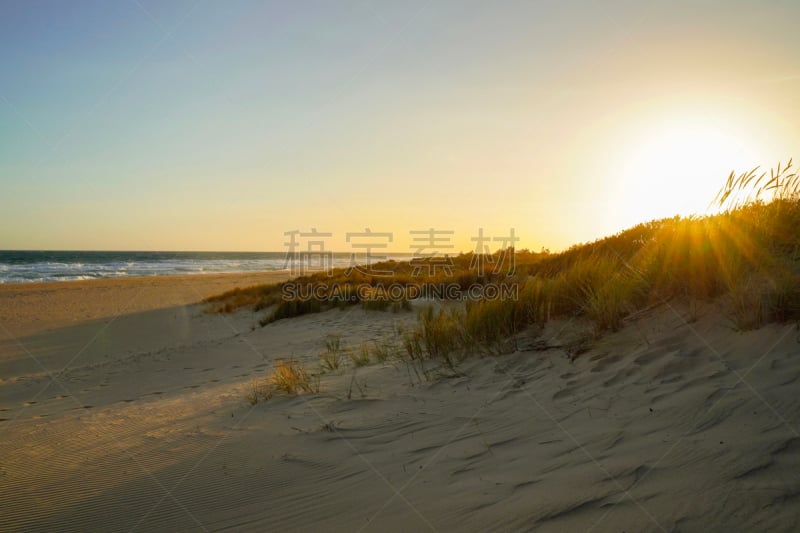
left=371, top=162, right=800, bottom=380
left=246, top=358, right=320, bottom=404
left=320, top=334, right=345, bottom=371
left=231, top=161, right=800, bottom=402
left=204, top=249, right=542, bottom=323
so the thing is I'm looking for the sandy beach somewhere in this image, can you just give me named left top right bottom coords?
left=0, top=272, right=292, bottom=339
left=6, top=1, right=800, bottom=530
left=1, top=274, right=799, bottom=531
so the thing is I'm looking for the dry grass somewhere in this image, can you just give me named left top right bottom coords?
left=207, top=250, right=547, bottom=322
left=349, top=342, right=372, bottom=367
left=515, top=277, right=556, bottom=324
left=224, top=162, right=800, bottom=369
left=464, top=298, right=518, bottom=346
left=417, top=306, right=465, bottom=371
left=245, top=377, right=270, bottom=405
left=725, top=283, right=765, bottom=331
left=765, top=268, right=800, bottom=322
left=204, top=285, right=282, bottom=313
left=245, top=359, right=319, bottom=404
left=270, top=359, right=319, bottom=395
left=369, top=337, right=399, bottom=363
left=419, top=162, right=800, bottom=343
left=320, top=335, right=346, bottom=371
left=713, top=159, right=799, bottom=210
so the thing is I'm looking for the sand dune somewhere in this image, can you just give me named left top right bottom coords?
left=1, top=276, right=800, bottom=531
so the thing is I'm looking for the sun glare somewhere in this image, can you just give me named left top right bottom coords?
left=615, top=114, right=764, bottom=224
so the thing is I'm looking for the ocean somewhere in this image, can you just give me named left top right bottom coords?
left=0, top=250, right=395, bottom=284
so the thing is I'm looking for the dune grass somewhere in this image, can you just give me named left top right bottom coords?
left=242, top=163, right=800, bottom=404
left=245, top=358, right=320, bottom=404
left=399, top=161, right=800, bottom=347
left=320, top=334, right=346, bottom=371
left=206, top=249, right=546, bottom=322
left=224, top=161, right=800, bottom=399
left=270, top=359, right=319, bottom=395
left=350, top=342, right=372, bottom=367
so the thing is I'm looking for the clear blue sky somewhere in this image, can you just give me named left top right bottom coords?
left=2, top=0, right=799, bottom=251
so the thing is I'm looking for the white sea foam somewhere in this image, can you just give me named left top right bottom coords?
left=0, top=252, right=400, bottom=283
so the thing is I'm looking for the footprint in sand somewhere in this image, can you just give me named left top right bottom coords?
left=552, top=388, right=576, bottom=401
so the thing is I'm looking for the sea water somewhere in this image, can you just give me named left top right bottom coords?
left=0, top=250, right=392, bottom=283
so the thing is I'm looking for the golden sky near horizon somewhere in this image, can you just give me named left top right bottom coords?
left=1, top=1, right=799, bottom=252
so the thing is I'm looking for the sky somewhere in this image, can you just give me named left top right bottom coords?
left=1, top=0, right=799, bottom=252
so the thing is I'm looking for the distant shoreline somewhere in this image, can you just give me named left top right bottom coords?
left=0, top=250, right=413, bottom=284
left=0, top=268, right=294, bottom=285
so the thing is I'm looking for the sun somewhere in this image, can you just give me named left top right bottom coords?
left=613, top=114, right=765, bottom=224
